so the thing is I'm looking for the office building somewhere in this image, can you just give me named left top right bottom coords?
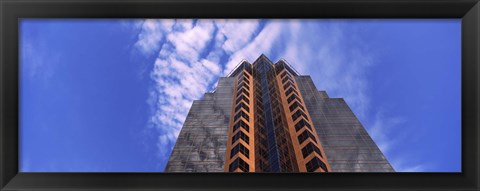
left=165, top=55, right=394, bottom=172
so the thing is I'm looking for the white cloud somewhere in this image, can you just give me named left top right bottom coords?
left=399, top=165, right=428, bottom=172
left=223, top=22, right=282, bottom=75
left=21, top=38, right=61, bottom=86
left=391, top=157, right=430, bottom=172
left=166, top=20, right=215, bottom=61
left=135, top=19, right=175, bottom=55
left=368, top=110, right=406, bottom=155
left=215, top=19, right=260, bottom=53
left=136, top=19, right=256, bottom=167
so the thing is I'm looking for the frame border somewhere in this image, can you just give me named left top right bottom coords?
left=1, top=0, right=479, bottom=190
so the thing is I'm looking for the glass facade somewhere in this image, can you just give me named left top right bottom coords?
left=295, top=76, right=394, bottom=172
left=164, top=77, right=234, bottom=172
left=165, top=55, right=394, bottom=172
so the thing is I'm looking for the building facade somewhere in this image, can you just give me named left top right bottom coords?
left=165, top=55, right=394, bottom=172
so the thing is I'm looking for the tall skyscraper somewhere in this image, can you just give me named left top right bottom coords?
left=165, top=55, right=394, bottom=172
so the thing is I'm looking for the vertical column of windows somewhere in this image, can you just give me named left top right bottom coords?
left=277, top=67, right=330, bottom=172
left=267, top=66, right=299, bottom=172
left=233, top=71, right=251, bottom=133
left=227, top=69, right=254, bottom=172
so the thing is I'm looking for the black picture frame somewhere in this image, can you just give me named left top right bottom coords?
left=1, top=0, right=479, bottom=190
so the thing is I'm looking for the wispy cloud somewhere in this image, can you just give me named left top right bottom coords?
left=135, top=19, right=175, bottom=55
left=391, top=157, right=431, bottom=172
left=135, top=19, right=266, bottom=169
left=148, top=20, right=219, bottom=164
left=368, top=110, right=406, bottom=155
left=21, top=38, right=61, bottom=85
left=133, top=19, right=424, bottom=172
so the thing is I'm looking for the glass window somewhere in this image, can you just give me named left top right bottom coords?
left=230, top=143, right=250, bottom=159
left=229, top=157, right=250, bottom=172
left=243, top=71, right=251, bottom=78
left=238, top=88, right=250, bottom=97
left=285, top=87, right=298, bottom=97
left=236, top=94, right=250, bottom=104
left=280, top=70, right=288, bottom=78
left=282, top=75, right=292, bottom=84
left=241, top=76, right=250, bottom=85
left=294, top=118, right=312, bottom=131
left=234, top=110, right=250, bottom=122
left=276, top=63, right=285, bottom=72
left=301, top=142, right=322, bottom=158
left=283, top=81, right=293, bottom=90
left=232, top=131, right=249, bottom=145
left=235, top=102, right=250, bottom=112
left=237, top=82, right=248, bottom=90
left=305, top=157, right=328, bottom=172
left=287, top=94, right=301, bottom=104
left=297, top=130, right=317, bottom=144
left=289, top=101, right=305, bottom=112
left=233, top=120, right=250, bottom=132
left=244, top=66, right=252, bottom=76
left=292, top=109, right=308, bottom=122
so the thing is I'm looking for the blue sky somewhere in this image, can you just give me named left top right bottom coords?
left=19, top=19, right=461, bottom=172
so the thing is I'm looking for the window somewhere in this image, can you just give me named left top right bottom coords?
left=281, top=69, right=292, bottom=79
left=282, top=75, right=292, bottom=84
left=235, top=102, right=250, bottom=112
left=229, top=157, right=250, bottom=172
left=237, top=82, right=247, bottom=90
left=256, top=104, right=264, bottom=114
left=274, top=116, right=283, bottom=126
left=276, top=63, right=285, bottom=72
left=285, top=87, right=298, bottom=97
left=236, top=94, right=250, bottom=104
left=233, top=120, right=249, bottom=132
left=301, top=142, right=322, bottom=158
left=232, top=131, right=249, bottom=144
left=305, top=157, right=328, bottom=172
left=289, top=101, right=305, bottom=112
left=294, top=118, right=312, bottom=131
left=297, top=130, right=317, bottom=144
left=238, top=87, right=250, bottom=97
left=243, top=70, right=251, bottom=78
left=239, top=76, right=250, bottom=85
left=234, top=110, right=250, bottom=122
left=283, top=81, right=293, bottom=90
left=237, top=85, right=249, bottom=94
left=244, top=66, right=252, bottom=75
left=258, top=125, right=266, bottom=135
left=230, top=143, right=250, bottom=159
left=255, top=94, right=263, bottom=102
left=256, top=99, right=263, bottom=108
left=244, top=77, right=250, bottom=83
left=292, top=109, right=308, bottom=121
left=280, top=70, right=288, bottom=78
left=287, top=93, right=301, bottom=104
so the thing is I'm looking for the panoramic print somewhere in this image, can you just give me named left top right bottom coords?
left=20, top=19, right=460, bottom=172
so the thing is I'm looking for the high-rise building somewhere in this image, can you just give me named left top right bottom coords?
left=165, top=55, right=394, bottom=172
